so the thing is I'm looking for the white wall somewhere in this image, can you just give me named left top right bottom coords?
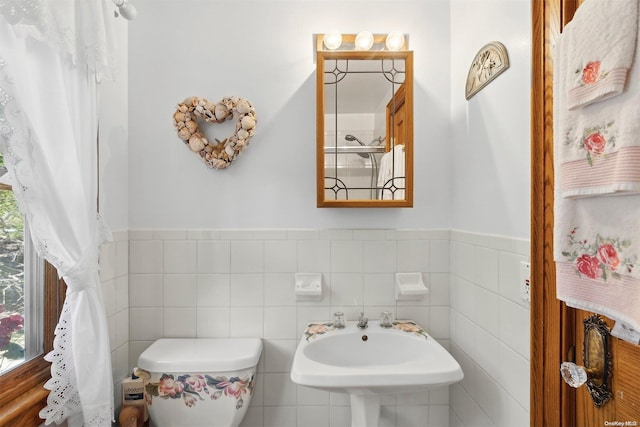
left=124, top=0, right=530, bottom=236
left=449, top=1, right=531, bottom=426
left=450, top=0, right=531, bottom=239
left=127, top=0, right=452, bottom=230
left=97, top=0, right=534, bottom=425
left=96, top=12, right=131, bottom=416
left=99, top=17, right=129, bottom=232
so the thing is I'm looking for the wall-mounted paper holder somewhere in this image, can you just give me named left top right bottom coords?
left=295, top=273, right=322, bottom=301
left=395, top=272, right=428, bottom=301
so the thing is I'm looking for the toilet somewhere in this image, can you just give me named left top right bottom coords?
left=137, top=338, right=262, bottom=427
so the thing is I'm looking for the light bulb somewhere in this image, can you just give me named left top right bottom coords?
left=355, top=31, right=374, bottom=51
left=385, top=31, right=405, bottom=51
left=323, top=32, right=342, bottom=50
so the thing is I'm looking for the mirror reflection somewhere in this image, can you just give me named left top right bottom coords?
left=316, top=40, right=413, bottom=207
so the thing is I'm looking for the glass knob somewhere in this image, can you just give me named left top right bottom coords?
left=560, top=362, right=588, bottom=388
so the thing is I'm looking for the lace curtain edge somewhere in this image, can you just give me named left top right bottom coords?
left=0, top=7, right=117, bottom=425
left=0, top=70, right=115, bottom=427
left=0, top=0, right=117, bottom=81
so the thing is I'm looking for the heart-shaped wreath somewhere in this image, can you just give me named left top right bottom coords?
left=173, top=96, right=257, bottom=169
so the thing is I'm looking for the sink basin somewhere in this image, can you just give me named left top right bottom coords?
left=291, top=319, right=463, bottom=394
left=291, top=319, right=463, bottom=427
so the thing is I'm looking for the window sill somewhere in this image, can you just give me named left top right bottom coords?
left=0, top=384, right=48, bottom=426
left=0, top=262, right=61, bottom=427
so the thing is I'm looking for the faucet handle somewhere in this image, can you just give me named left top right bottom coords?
left=357, top=312, right=368, bottom=329
left=379, top=311, right=393, bottom=328
left=333, top=312, right=345, bottom=329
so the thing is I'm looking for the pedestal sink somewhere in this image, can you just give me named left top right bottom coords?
left=290, top=319, right=463, bottom=427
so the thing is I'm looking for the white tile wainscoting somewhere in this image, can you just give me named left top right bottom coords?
left=99, top=229, right=529, bottom=427
left=99, top=230, right=130, bottom=412
left=449, top=231, right=530, bottom=427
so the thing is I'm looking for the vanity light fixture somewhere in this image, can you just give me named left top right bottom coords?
left=323, top=31, right=343, bottom=50
left=354, top=31, right=375, bottom=50
left=318, top=32, right=408, bottom=52
left=112, top=0, right=137, bottom=20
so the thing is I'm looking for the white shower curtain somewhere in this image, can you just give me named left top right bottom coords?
left=0, top=1, right=116, bottom=426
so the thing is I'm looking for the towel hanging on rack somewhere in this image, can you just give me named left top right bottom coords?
left=377, top=145, right=405, bottom=200
left=563, top=0, right=638, bottom=110
left=554, top=0, right=640, bottom=198
left=553, top=0, right=640, bottom=330
left=554, top=194, right=640, bottom=331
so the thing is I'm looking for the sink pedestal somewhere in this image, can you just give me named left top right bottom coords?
left=349, top=394, right=381, bottom=427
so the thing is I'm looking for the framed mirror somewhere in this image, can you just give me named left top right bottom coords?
left=316, top=35, right=413, bottom=207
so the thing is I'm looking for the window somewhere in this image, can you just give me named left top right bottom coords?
left=0, top=153, right=64, bottom=425
left=0, top=172, right=40, bottom=375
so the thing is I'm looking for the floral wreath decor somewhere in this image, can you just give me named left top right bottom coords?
left=173, top=96, right=257, bottom=169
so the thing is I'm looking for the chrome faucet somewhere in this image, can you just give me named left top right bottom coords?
left=357, top=312, right=368, bottom=329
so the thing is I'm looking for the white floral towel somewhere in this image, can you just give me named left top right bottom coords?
left=554, top=2, right=640, bottom=198
left=554, top=194, right=640, bottom=331
left=554, top=3, right=640, bottom=329
left=562, top=0, right=638, bottom=110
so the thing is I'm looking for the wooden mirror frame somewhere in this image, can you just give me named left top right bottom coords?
left=316, top=37, right=414, bottom=208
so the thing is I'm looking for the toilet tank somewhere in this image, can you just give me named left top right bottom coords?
left=138, top=338, right=262, bottom=372
left=137, top=338, right=263, bottom=427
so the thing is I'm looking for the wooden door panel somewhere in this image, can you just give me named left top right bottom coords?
left=574, top=310, right=640, bottom=425
left=395, top=107, right=406, bottom=147
left=566, top=0, right=640, bottom=422
left=616, top=338, right=640, bottom=418
left=532, top=0, right=640, bottom=424
left=386, top=83, right=407, bottom=149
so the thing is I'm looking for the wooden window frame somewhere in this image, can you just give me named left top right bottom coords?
left=0, top=261, right=65, bottom=426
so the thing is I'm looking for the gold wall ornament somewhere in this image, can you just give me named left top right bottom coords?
left=465, top=41, right=510, bottom=100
